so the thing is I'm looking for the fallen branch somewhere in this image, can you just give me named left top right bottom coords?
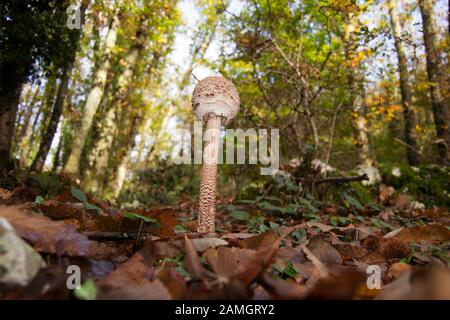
left=82, top=231, right=152, bottom=241
left=314, top=173, right=369, bottom=185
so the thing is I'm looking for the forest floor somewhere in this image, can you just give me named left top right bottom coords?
left=0, top=174, right=449, bottom=300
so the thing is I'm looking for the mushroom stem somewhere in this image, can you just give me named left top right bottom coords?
left=198, top=115, right=222, bottom=232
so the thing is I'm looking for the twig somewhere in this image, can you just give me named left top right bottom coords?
left=82, top=230, right=151, bottom=240
left=133, top=220, right=145, bottom=252
left=314, top=174, right=369, bottom=185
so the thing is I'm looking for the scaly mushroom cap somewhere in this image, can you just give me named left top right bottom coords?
left=191, top=76, right=240, bottom=125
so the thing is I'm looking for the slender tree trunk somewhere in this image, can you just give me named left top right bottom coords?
left=109, top=117, right=140, bottom=198
left=19, top=75, right=57, bottom=167
left=388, top=0, right=421, bottom=165
left=0, top=87, right=22, bottom=169
left=0, top=2, right=41, bottom=170
left=31, top=2, right=88, bottom=172
left=31, top=64, right=72, bottom=171
left=64, top=12, right=120, bottom=174
left=16, top=86, right=40, bottom=144
left=52, top=131, right=63, bottom=172
left=419, top=0, right=450, bottom=164
left=84, top=20, right=144, bottom=191
left=13, top=85, right=32, bottom=136
left=343, top=15, right=373, bottom=167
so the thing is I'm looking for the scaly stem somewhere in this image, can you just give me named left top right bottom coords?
left=198, top=115, right=221, bottom=232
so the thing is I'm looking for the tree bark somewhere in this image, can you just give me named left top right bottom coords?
left=343, top=14, right=373, bottom=167
left=30, top=2, right=88, bottom=172
left=109, top=116, right=140, bottom=198
left=19, top=75, right=57, bottom=167
left=388, top=0, right=421, bottom=165
left=16, top=86, right=40, bottom=144
left=64, top=12, right=120, bottom=175
left=31, top=64, right=72, bottom=171
left=419, top=0, right=450, bottom=164
left=84, top=18, right=145, bottom=192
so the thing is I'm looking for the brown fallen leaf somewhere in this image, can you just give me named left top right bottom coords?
left=376, top=267, right=450, bottom=300
left=361, top=236, right=409, bottom=260
left=301, top=245, right=329, bottom=278
left=38, top=200, right=84, bottom=221
left=383, top=227, right=404, bottom=239
left=378, top=209, right=395, bottom=221
left=0, top=188, right=13, bottom=201
left=260, top=274, right=309, bottom=300
left=252, top=285, right=271, bottom=300
left=148, top=210, right=179, bottom=238
left=307, top=269, right=368, bottom=299
left=156, top=263, right=187, bottom=299
left=307, top=236, right=343, bottom=265
left=306, top=221, right=344, bottom=233
left=393, top=224, right=450, bottom=244
left=204, top=240, right=280, bottom=286
left=220, top=233, right=258, bottom=240
left=99, top=249, right=155, bottom=287
left=335, top=243, right=368, bottom=261
left=387, top=262, right=412, bottom=280
left=0, top=206, right=118, bottom=258
left=184, top=235, right=206, bottom=280
left=191, top=238, right=228, bottom=252
left=148, top=239, right=181, bottom=260
left=238, top=230, right=278, bottom=250
left=186, top=278, right=250, bottom=299
left=379, top=184, right=395, bottom=203
left=1, top=187, right=37, bottom=205
left=97, top=279, right=171, bottom=300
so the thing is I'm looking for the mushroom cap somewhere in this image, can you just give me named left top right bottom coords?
left=191, top=76, right=240, bottom=125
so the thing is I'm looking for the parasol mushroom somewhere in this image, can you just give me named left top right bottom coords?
left=191, top=76, right=240, bottom=232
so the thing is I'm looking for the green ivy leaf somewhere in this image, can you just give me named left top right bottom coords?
left=344, top=194, right=364, bottom=210
left=283, top=263, right=298, bottom=278
left=291, top=228, right=306, bottom=243
left=247, top=216, right=269, bottom=233
left=175, top=224, right=188, bottom=231
left=84, top=202, right=102, bottom=213
left=329, top=216, right=338, bottom=226
left=272, top=262, right=298, bottom=280
left=338, top=216, right=352, bottom=226
left=123, top=212, right=158, bottom=224
left=34, top=195, right=45, bottom=205
left=303, top=212, right=320, bottom=221
left=230, top=210, right=250, bottom=221
left=371, top=218, right=395, bottom=231
left=299, top=198, right=319, bottom=212
left=74, top=279, right=97, bottom=300
left=269, top=221, right=280, bottom=230
left=71, top=187, right=88, bottom=203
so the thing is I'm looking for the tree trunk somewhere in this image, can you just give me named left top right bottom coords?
left=16, top=86, right=40, bottom=144
left=419, top=0, right=450, bottom=164
left=343, top=15, right=373, bottom=167
left=31, top=64, right=72, bottom=171
left=0, top=87, right=22, bottom=169
left=388, top=0, right=421, bottom=165
left=84, top=21, right=144, bottom=192
left=19, top=75, right=57, bottom=167
left=31, top=2, right=87, bottom=172
left=109, top=117, right=140, bottom=198
left=64, top=13, right=120, bottom=175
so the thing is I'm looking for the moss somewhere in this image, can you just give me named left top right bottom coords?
left=380, top=164, right=450, bottom=208
left=26, top=172, right=70, bottom=197
left=237, top=180, right=266, bottom=200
